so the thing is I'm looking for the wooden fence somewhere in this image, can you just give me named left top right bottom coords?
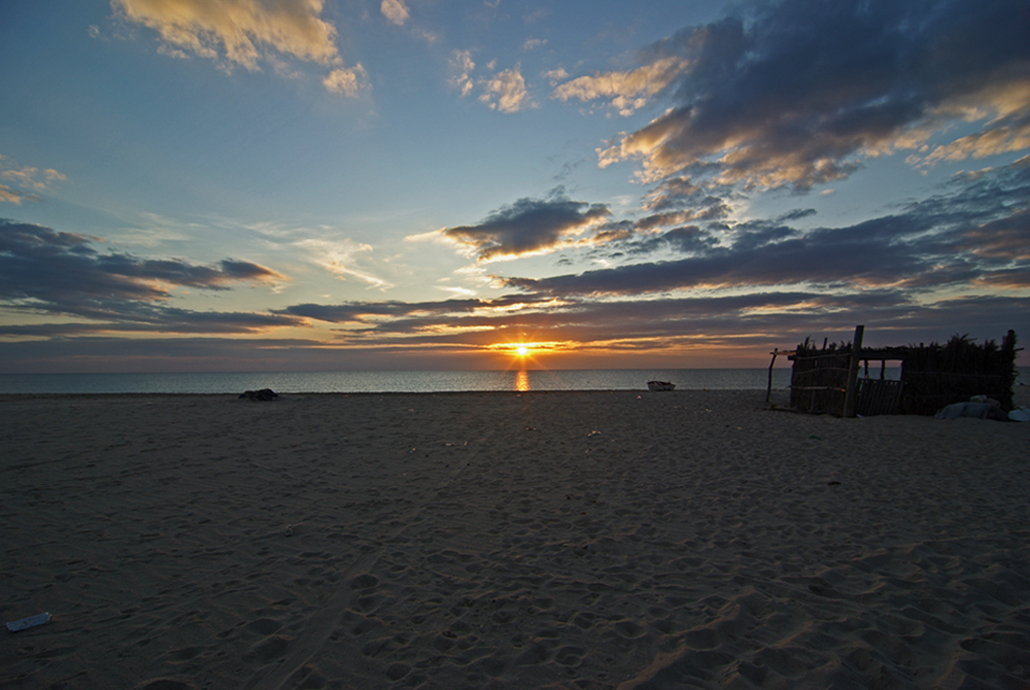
left=782, top=326, right=1018, bottom=417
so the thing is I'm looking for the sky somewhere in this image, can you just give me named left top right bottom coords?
left=1, top=0, right=1028, bottom=373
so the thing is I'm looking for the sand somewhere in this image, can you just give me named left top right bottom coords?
left=2, top=388, right=1029, bottom=690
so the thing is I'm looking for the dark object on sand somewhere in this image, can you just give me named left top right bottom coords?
left=239, top=388, right=278, bottom=401
left=647, top=380, right=675, bottom=391
left=6, top=612, right=51, bottom=632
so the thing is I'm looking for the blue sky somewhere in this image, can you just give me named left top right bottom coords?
left=1, top=0, right=1028, bottom=372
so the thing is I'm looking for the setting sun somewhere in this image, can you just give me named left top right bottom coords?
left=516, top=346, right=529, bottom=356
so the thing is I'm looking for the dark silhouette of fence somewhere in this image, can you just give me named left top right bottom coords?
left=779, top=326, right=1018, bottom=416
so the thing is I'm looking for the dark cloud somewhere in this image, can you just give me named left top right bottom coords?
left=277, top=295, right=551, bottom=324
left=0, top=308, right=303, bottom=337
left=439, top=190, right=611, bottom=262
left=0, top=219, right=297, bottom=335
left=0, top=220, right=283, bottom=308
left=629, top=226, right=719, bottom=255
left=600, top=0, right=1030, bottom=191
left=502, top=158, right=1030, bottom=297
left=639, top=176, right=735, bottom=223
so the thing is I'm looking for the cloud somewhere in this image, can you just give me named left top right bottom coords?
left=583, top=0, right=1030, bottom=190
left=552, top=56, right=688, bottom=116
left=411, top=192, right=612, bottom=262
left=449, top=50, right=476, bottom=96
left=113, top=0, right=368, bottom=95
left=0, top=309, right=304, bottom=338
left=500, top=157, right=1030, bottom=297
left=478, top=64, right=535, bottom=113
left=0, top=184, right=33, bottom=205
left=957, top=209, right=1030, bottom=261
left=6, top=154, right=1026, bottom=366
left=921, top=115, right=1030, bottom=166
left=0, top=219, right=286, bottom=324
left=295, top=238, right=389, bottom=289
left=0, top=154, right=66, bottom=204
left=381, top=0, right=410, bottom=26
left=323, top=65, right=369, bottom=96
left=449, top=54, right=536, bottom=113
left=278, top=297, right=524, bottom=324
left=266, top=287, right=1028, bottom=366
left=5, top=285, right=1025, bottom=372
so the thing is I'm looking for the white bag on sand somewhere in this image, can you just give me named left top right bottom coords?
left=934, top=401, right=1008, bottom=421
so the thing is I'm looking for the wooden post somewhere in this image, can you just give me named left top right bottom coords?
left=767, top=348, right=778, bottom=402
left=843, top=325, right=865, bottom=417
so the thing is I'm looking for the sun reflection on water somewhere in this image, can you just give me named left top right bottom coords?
left=515, top=369, right=530, bottom=392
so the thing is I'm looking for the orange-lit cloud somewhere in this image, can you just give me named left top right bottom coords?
left=449, top=50, right=476, bottom=96
left=479, top=65, right=534, bottom=113
left=323, top=65, right=369, bottom=96
left=0, top=155, right=66, bottom=205
left=448, top=53, right=535, bottom=113
left=553, top=56, right=688, bottom=116
left=585, top=1, right=1030, bottom=191
left=381, top=0, right=410, bottom=26
left=113, top=0, right=369, bottom=95
left=957, top=209, right=1030, bottom=261
left=917, top=80, right=1030, bottom=165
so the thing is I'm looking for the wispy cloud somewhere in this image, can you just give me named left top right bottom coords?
left=113, top=0, right=369, bottom=95
left=449, top=50, right=476, bottom=96
left=582, top=0, right=1030, bottom=190
left=0, top=154, right=66, bottom=204
left=295, top=238, right=391, bottom=289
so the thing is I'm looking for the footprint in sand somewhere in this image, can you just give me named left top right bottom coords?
left=246, top=636, right=290, bottom=663
left=246, top=618, right=283, bottom=636
left=166, top=646, right=207, bottom=663
left=350, top=573, right=379, bottom=590
left=555, top=645, right=586, bottom=667
left=135, top=681, right=197, bottom=690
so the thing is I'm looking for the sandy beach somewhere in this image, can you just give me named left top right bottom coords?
left=2, top=389, right=1029, bottom=690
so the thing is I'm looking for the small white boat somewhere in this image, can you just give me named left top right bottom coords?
left=647, top=380, right=675, bottom=391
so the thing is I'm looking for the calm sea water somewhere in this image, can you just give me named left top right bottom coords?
left=0, top=369, right=798, bottom=395
left=3, top=367, right=1025, bottom=395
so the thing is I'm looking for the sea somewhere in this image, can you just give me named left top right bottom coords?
left=3, top=367, right=1025, bottom=396
left=0, top=368, right=800, bottom=395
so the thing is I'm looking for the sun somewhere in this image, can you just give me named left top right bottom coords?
left=516, top=345, right=529, bottom=357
